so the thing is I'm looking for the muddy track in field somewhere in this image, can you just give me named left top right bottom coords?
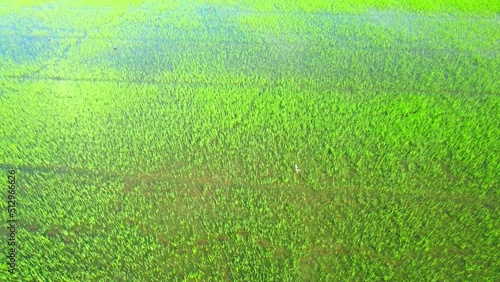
left=1, top=161, right=497, bottom=210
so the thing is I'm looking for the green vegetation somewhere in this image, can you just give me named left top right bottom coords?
left=1, top=1, right=499, bottom=281
left=5, top=0, right=500, bottom=14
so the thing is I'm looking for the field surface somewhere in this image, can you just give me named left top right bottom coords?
left=1, top=1, right=499, bottom=281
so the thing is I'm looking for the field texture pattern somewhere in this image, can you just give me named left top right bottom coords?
left=0, top=1, right=499, bottom=281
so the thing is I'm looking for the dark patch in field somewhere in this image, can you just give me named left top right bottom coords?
left=255, top=238, right=271, bottom=248
left=223, top=264, right=233, bottom=281
left=157, top=234, right=170, bottom=246
left=331, top=242, right=348, bottom=254
left=62, top=234, right=76, bottom=244
left=218, top=234, right=230, bottom=243
left=26, top=222, right=41, bottom=232
left=195, top=238, right=209, bottom=246
left=274, top=247, right=290, bottom=258
left=46, top=228, right=61, bottom=238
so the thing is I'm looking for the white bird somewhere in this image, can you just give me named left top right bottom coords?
left=295, top=164, right=301, bottom=173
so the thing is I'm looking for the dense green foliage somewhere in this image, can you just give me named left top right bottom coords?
left=1, top=2, right=499, bottom=281
left=4, top=0, right=500, bottom=14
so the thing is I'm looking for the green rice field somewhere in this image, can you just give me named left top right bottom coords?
left=1, top=1, right=499, bottom=281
